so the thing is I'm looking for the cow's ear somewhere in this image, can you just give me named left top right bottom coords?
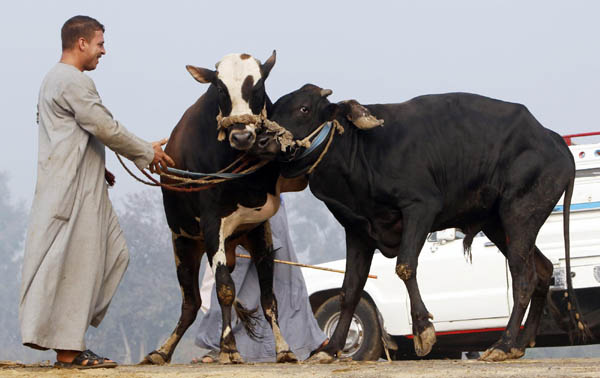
left=186, top=65, right=216, bottom=84
left=260, top=50, right=276, bottom=80
left=338, top=99, right=384, bottom=129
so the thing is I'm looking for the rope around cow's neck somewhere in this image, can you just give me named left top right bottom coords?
left=289, top=119, right=345, bottom=175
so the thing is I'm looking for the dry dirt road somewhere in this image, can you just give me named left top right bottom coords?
left=2, top=358, right=600, bottom=378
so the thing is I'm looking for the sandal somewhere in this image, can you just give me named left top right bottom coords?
left=54, top=349, right=117, bottom=369
left=191, top=349, right=219, bottom=364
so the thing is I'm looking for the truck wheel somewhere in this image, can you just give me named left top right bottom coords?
left=314, top=296, right=383, bottom=361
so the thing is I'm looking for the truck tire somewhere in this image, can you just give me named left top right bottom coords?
left=314, top=295, right=383, bottom=361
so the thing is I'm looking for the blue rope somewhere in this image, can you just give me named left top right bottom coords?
left=294, top=122, right=333, bottom=161
left=164, top=166, right=252, bottom=179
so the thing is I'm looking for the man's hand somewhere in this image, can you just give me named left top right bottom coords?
left=105, top=169, right=116, bottom=187
left=150, top=138, right=175, bottom=173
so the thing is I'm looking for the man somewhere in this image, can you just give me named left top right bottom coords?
left=193, top=199, right=327, bottom=363
left=19, top=15, right=174, bottom=369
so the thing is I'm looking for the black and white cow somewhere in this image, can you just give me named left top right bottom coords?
left=142, top=52, right=299, bottom=364
left=256, top=84, right=589, bottom=362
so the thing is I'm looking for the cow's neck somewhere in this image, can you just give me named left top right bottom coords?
left=278, top=120, right=345, bottom=178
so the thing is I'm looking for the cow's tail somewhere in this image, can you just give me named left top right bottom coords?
left=562, top=176, right=593, bottom=343
left=234, top=300, right=263, bottom=341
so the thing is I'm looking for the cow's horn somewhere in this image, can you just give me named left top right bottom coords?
left=320, top=89, right=333, bottom=97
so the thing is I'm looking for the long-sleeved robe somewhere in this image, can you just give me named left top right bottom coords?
left=19, top=62, right=154, bottom=351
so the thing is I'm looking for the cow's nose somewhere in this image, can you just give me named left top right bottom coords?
left=231, top=130, right=253, bottom=145
left=257, top=135, right=271, bottom=149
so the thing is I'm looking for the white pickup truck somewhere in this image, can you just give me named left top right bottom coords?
left=301, top=137, right=600, bottom=360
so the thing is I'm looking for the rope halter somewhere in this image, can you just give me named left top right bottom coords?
left=215, top=107, right=323, bottom=153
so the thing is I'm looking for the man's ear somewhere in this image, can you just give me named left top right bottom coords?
left=260, top=50, right=276, bottom=80
left=77, top=37, right=87, bottom=51
left=185, top=65, right=217, bottom=84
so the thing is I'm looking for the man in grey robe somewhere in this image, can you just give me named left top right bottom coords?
left=194, top=199, right=327, bottom=362
left=19, top=15, right=174, bottom=368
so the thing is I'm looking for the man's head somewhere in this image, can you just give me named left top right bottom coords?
left=61, top=16, right=106, bottom=71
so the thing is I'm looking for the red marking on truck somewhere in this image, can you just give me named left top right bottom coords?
left=405, top=326, right=524, bottom=338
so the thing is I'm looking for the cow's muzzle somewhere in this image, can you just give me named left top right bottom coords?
left=229, top=125, right=257, bottom=151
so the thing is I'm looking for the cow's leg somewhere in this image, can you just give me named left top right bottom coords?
left=246, top=222, right=298, bottom=363
left=206, top=220, right=245, bottom=364
left=141, top=234, right=203, bottom=364
left=395, top=205, right=438, bottom=357
left=213, top=257, right=244, bottom=364
left=480, top=218, right=542, bottom=361
left=515, top=247, right=553, bottom=352
left=308, top=232, right=374, bottom=363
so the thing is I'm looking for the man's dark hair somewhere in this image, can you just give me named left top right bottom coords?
left=61, top=15, right=105, bottom=51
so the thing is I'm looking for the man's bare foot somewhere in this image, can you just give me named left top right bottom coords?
left=191, top=349, right=218, bottom=364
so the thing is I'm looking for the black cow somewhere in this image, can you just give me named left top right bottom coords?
left=257, top=84, right=588, bottom=362
left=142, top=52, right=299, bottom=364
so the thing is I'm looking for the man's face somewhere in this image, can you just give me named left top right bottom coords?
left=82, top=30, right=105, bottom=71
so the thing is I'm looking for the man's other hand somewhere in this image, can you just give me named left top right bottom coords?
left=105, top=169, right=115, bottom=187
left=150, top=138, right=175, bottom=173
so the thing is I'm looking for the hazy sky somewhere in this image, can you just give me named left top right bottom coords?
left=2, top=0, right=599, bottom=204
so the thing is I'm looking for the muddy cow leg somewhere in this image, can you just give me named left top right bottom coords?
left=395, top=204, right=439, bottom=357
left=141, top=234, right=202, bottom=364
left=308, top=231, right=374, bottom=363
left=515, top=247, right=553, bottom=352
left=212, top=259, right=244, bottom=363
left=206, top=217, right=246, bottom=364
left=480, top=215, right=543, bottom=361
left=247, top=222, right=298, bottom=363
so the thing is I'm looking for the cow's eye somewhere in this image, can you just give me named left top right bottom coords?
left=300, top=106, right=309, bottom=114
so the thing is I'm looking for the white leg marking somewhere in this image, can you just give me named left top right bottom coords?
left=211, top=218, right=228, bottom=275
left=223, top=326, right=232, bottom=339
left=266, top=308, right=290, bottom=353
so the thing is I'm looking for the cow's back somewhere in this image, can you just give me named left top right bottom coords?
left=310, top=93, right=574, bottom=242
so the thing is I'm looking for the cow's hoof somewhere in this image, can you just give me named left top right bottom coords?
left=276, top=350, right=298, bottom=363
left=479, top=348, right=508, bottom=362
left=139, top=350, right=168, bottom=365
left=306, top=351, right=335, bottom=364
left=507, top=348, right=525, bottom=359
left=413, top=324, right=436, bottom=357
left=219, top=351, right=244, bottom=364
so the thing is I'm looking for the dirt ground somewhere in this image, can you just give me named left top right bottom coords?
left=2, top=358, right=600, bottom=378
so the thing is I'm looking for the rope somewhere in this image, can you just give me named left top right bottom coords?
left=216, top=108, right=300, bottom=152
left=114, top=114, right=344, bottom=191
left=290, top=119, right=345, bottom=175
left=115, top=152, right=269, bottom=192
left=236, top=253, right=377, bottom=279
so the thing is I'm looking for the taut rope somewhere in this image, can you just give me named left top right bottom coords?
left=236, top=253, right=377, bottom=279
left=115, top=112, right=343, bottom=191
left=115, top=152, right=269, bottom=192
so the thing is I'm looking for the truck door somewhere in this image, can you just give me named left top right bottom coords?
left=413, top=229, right=510, bottom=327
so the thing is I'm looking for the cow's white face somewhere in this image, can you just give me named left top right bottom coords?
left=186, top=51, right=276, bottom=151
left=216, top=53, right=262, bottom=118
